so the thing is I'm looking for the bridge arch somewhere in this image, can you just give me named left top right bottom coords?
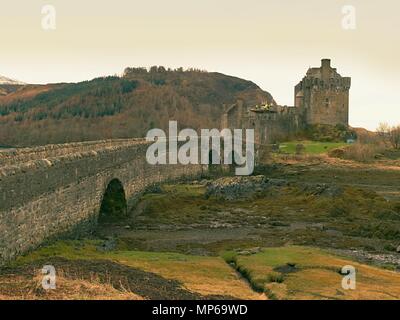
left=98, top=178, right=128, bottom=223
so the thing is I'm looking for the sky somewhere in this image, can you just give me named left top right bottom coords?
left=0, top=0, right=399, bottom=130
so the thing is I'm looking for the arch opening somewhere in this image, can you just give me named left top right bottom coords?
left=99, top=179, right=127, bottom=223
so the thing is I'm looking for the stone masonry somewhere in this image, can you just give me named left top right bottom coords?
left=0, top=139, right=204, bottom=263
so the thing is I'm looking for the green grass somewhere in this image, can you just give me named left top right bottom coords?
left=226, top=246, right=400, bottom=300
left=279, top=141, right=347, bottom=154
left=12, top=239, right=202, bottom=267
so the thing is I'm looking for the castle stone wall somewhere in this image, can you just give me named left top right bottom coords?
left=308, top=88, right=349, bottom=126
left=222, top=102, right=300, bottom=146
left=247, top=109, right=299, bottom=145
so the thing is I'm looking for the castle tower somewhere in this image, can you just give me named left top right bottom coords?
left=294, top=59, right=351, bottom=126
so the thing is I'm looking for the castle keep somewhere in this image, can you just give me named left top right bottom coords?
left=222, top=59, right=351, bottom=145
left=295, top=59, right=351, bottom=126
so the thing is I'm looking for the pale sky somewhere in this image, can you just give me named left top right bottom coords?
left=0, top=0, right=399, bottom=130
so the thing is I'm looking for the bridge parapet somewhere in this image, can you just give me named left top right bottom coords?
left=0, top=139, right=204, bottom=263
left=0, top=138, right=145, bottom=167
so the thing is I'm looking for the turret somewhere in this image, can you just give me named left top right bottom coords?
left=321, top=59, right=331, bottom=80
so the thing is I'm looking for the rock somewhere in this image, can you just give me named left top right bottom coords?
left=145, top=184, right=163, bottom=194
left=295, top=144, right=305, bottom=155
left=299, top=183, right=343, bottom=197
left=210, top=221, right=234, bottom=229
left=96, top=238, right=117, bottom=252
left=396, top=245, right=400, bottom=253
left=237, top=247, right=262, bottom=256
left=249, top=247, right=262, bottom=254
left=237, top=250, right=252, bottom=256
left=205, top=175, right=269, bottom=200
left=310, top=223, right=324, bottom=231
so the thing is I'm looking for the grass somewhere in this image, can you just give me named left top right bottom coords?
left=257, top=163, right=400, bottom=187
left=137, top=184, right=212, bottom=225
left=9, top=241, right=400, bottom=300
left=7, top=240, right=261, bottom=300
left=279, top=141, right=347, bottom=155
left=0, top=273, right=143, bottom=300
left=109, top=250, right=261, bottom=298
left=226, top=246, right=400, bottom=300
left=222, top=251, right=269, bottom=294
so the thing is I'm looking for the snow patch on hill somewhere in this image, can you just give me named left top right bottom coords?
left=0, top=75, right=25, bottom=85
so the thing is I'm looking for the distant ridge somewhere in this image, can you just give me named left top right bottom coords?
left=0, top=67, right=275, bottom=146
left=0, top=75, right=25, bottom=85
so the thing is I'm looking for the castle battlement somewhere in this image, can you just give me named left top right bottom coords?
left=296, top=76, right=351, bottom=91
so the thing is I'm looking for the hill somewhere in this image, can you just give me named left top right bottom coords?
left=0, top=75, right=25, bottom=86
left=0, top=75, right=25, bottom=97
left=0, top=67, right=275, bottom=147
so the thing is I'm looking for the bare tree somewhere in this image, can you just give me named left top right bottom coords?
left=376, top=122, right=400, bottom=149
left=377, top=122, right=390, bottom=139
left=389, top=125, right=400, bottom=149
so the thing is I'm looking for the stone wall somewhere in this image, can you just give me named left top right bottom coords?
left=246, top=109, right=299, bottom=145
left=222, top=102, right=300, bottom=146
left=0, top=139, right=204, bottom=263
left=307, top=88, right=349, bottom=126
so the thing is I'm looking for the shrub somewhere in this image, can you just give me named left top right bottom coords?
left=336, top=143, right=385, bottom=162
left=301, top=124, right=356, bottom=142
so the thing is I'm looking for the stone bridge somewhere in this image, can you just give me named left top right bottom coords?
left=0, top=139, right=204, bottom=263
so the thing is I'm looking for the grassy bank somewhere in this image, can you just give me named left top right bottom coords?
left=279, top=141, right=347, bottom=154
left=222, top=246, right=400, bottom=300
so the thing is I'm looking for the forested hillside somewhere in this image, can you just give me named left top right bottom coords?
left=0, top=67, right=275, bottom=146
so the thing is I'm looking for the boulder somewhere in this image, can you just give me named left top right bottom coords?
left=205, top=175, right=268, bottom=200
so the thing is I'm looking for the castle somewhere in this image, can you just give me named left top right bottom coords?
left=222, top=59, right=351, bottom=145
